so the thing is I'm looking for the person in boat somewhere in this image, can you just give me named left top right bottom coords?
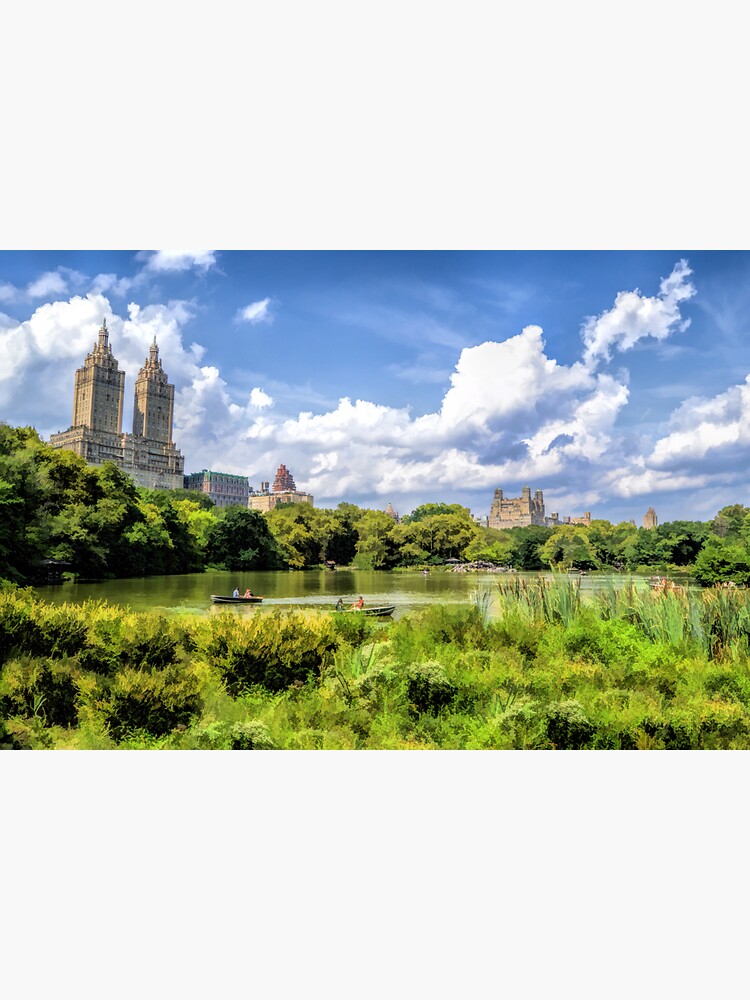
left=243, top=588, right=253, bottom=598
left=335, top=597, right=344, bottom=611
left=232, top=586, right=240, bottom=598
left=350, top=596, right=365, bottom=610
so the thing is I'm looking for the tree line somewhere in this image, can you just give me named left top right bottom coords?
left=1, top=423, right=748, bottom=584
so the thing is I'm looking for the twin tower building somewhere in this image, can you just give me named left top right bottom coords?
left=49, top=319, right=184, bottom=489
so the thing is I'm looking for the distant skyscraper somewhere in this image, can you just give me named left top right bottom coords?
left=643, top=507, right=658, bottom=529
left=272, top=463, right=296, bottom=492
left=133, top=339, right=174, bottom=443
left=71, top=318, right=125, bottom=434
left=50, top=320, right=184, bottom=489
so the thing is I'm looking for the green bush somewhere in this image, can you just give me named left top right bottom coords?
left=104, top=664, right=202, bottom=739
left=122, top=616, right=180, bottom=671
left=391, top=606, right=489, bottom=662
left=331, top=612, right=378, bottom=647
left=198, top=610, right=339, bottom=694
left=191, top=719, right=277, bottom=749
left=0, top=655, right=81, bottom=728
left=406, top=660, right=457, bottom=715
left=0, top=600, right=43, bottom=663
left=228, top=720, right=276, bottom=749
left=545, top=699, right=595, bottom=749
left=33, top=605, right=89, bottom=658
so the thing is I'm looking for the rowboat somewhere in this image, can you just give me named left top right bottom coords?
left=339, top=605, right=395, bottom=618
left=210, top=595, right=264, bottom=604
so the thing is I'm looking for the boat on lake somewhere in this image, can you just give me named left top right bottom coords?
left=338, top=604, right=396, bottom=618
left=210, top=594, right=264, bottom=604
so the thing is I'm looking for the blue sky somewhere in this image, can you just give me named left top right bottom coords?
left=2, top=249, right=750, bottom=524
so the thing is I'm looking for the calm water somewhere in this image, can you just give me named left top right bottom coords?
left=33, top=569, right=676, bottom=618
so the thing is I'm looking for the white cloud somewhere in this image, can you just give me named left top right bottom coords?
left=249, top=387, right=273, bottom=408
left=27, top=271, right=68, bottom=298
left=647, top=376, right=750, bottom=470
left=581, top=259, right=696, bottom=368
left=91, top=273, right=134, bottom=297
left=140, top=251, right=217, bottom=273
left=0, top=282, right=18, bottom=303
left=236, top=298, right=273, bottom=324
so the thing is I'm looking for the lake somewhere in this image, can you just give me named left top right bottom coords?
left=33, top=569, right=679, bottom=618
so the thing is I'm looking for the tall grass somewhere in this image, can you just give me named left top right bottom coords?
left=496, top=575, right=581, bottom=627
left=499, top=575, right=750, bottom=660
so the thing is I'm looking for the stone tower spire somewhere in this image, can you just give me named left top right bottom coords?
left=71, top=319, right=125, bottom=433
left=132, top=339, right=174, bottom=443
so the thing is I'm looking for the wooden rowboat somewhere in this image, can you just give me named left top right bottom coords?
left=210, top=595, right=264, bottom=604
left=339, top=605, right=395, bottom=618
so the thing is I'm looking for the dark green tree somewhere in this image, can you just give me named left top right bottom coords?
left=205, top=506, right=283, bottom=570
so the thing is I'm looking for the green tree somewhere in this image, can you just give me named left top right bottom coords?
left=710, top=504, right=749, bottom=540
left=656, top=520, right=710, bottom=566
left=354, top=510, right=398, bottom=569
left=540, top=526, right=598, bottom=570
left=205, top=506, right=283, bottom=570
left=508, top=525, right=552, bottom=570
left=402, top=503, right=471, bottom=524
left=694, top=539, right=750, bottom=586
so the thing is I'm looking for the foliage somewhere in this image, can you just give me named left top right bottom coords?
left=205, top=506, right=283, bottom=571
left=8, top=586, right=750, bottom=749
left=104, top=663, right=202, bottom=739
left=195, top=610, right=339, bottom=694
left=0, top=655, right=82, bottom=728
left=693, top=540, right=750, bottom=587
left=406, top=661, right=457, bottom=715
left=545, top=700, right=595, bottom=749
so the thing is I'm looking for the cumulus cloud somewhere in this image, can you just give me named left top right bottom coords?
left=0, top=282, right=18, bottom=303
left=249, top=387, right=273, bottom=408
left=139, top=251, right=217, bottom=273
left=27, top=271, right=69, bottom=298
left=236, top=298, right=273, bottom=324
left=581, top=259, right=696, bottom=368
left=647, top=377, right=750, bottom=471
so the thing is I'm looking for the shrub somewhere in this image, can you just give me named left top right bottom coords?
left=104, top=664, right=202, bottom=739
left=0, top=599, right=43, bottom=662
left=0, top=655, right=81, bottom=727
left=198, top=611, right=339, bottom=694
left=78, top=609, right=184, bottom=676
left=122, top=615, right=180, bottom=671
left=33, top=605, right=89, bottom=658
left=391, top=606, right=489, bottom=662
left=331, top=612, right=378, bottom=647
left=191, top=719, right=277, bottom=750
left=406, top=660, right=457, bottom=715
left=228, top=720, right=276, bottom=750
left=545, top=699, right=595, bottom=749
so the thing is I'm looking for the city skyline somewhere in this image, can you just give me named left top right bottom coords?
left=2, top=250, right=749, bottom=522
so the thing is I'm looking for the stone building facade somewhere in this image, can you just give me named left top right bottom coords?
left=248, top=464, right=313, bottom=512
left=49, top=320, right=184, bottom=490
left=489, top=486, right=592, bottom=529
left=489, top=487, right=547, bottom=529
left=184, top=470, right=249, bottom=508
left=248, top=490, right=314, bottom=512
left=643, top=507, right=658, bottom=529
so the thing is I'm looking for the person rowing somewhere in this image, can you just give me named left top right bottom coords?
left=350, top=596, right=365, bottom=610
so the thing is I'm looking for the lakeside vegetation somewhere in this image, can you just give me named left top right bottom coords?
left=5, top=578, right=750, bottom=749
left=3, top=422, right=750, bottom=587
